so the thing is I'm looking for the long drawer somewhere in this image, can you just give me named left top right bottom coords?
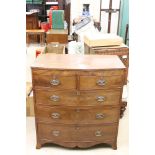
left=35, top=89, right=121, bottom=106
left=36, top=106, right=120, bottom=124
left=38, top=123, right=118, bottom=142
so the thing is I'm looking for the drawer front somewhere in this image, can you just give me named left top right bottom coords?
left=80, top=75, right=124, bottom=90
left=36, top=106, right=120, bottom=124
left=79, top=89, right=121, bottom=106
left=35, top=89, right=121, bottom=106
left=46, top=34, right=68, bottom=44
left=35, top=90, right=78, bottom=106
left=38, top=123, right=117, bottom=142
left=32, top=70, right=76, bottom=90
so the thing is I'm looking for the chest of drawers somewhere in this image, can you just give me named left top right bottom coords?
left=31, top=54, right=126, bottom=149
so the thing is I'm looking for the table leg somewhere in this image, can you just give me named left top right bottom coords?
left=42, top=33, right=45, bottom=45
left=40, top=34, right=43, bottom=46
left=26, top=33, right=29, bottom=46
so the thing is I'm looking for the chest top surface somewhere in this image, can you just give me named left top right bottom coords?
left=31, top=54, right=125, bottom=70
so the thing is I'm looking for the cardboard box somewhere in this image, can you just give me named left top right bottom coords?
left=45, top=43, right=65, bottom=54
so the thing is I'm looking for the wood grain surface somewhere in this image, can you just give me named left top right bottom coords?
left=31, top=54, right=125, bottom=70
left=32, top=54, right=125, bottom=150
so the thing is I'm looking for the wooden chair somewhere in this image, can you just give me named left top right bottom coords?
left=26, top=29, right=45, bottom=46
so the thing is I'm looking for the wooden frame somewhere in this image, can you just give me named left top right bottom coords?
left=100, top=0, right=121, bottom=34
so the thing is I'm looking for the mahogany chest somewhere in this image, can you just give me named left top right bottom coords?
left=31, top=54, right=126, bottom=149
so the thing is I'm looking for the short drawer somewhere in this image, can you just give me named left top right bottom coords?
left=38, top=123, right=117, bottom=142
left=32, top=70, right=76, bottom=90
left=35, top=89, right=78, bottom=106
left=79, top=75, right=124, bottom=90
left=36, top=106, right=120, bottom=124
left=79, top=89, right=121, bottom=106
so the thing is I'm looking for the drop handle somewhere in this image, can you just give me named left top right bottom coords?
left=96, top=113, right=105, bottom=119
left=96, top=96, right=105, bottom=102
left=50, top=79, right=60, bottom=86
left=50, top=95, right=60, bottom=102
left=95, top=130, right=102, bottom=137
left=96, top=79, right=106, bottom=86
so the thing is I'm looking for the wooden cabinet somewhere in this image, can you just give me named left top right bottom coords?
left=46, top=29, right=68, bottom=44
left=31, top=54, right=126, bottom=149
left=26, top=12, right=39, bottom=29
left=26, top=12, right=39, bottom=43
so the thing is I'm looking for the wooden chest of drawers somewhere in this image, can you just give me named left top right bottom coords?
left=31, top=54, right=126, bottom=149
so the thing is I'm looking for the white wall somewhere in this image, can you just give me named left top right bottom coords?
left=70, top=0, right=100, bottom=33
left=70, top=0, right=120, bottom=34
left=71, top=0, right=100, bottom=21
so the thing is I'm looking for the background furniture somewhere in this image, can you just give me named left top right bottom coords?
left=31, top=54, right=126, bottom=149
left=26, top=0, right=71, bottom=34
left=26, top=12, right=39, bottom=29
left=100, top=0, right=121, bottom=34
left=26, top=12, right=39, bottom=43
left=26, top=29, right=45, bottom=45
left=46, top=29, right=68, bottom=44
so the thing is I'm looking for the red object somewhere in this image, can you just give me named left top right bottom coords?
left=49, top=10, right=52, bottom=29
left=51, top=6, right=59, bottom=10
left=41, top=22, right=49, bottom=32
left=49, top=5, right=59, bottom=29
left=36, top=50, right=41, bottom=58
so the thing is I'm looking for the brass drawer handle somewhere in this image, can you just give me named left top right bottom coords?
left=50, top=79, right=60, bottom=86
left=96, top=79, right=106, bottom=86
left=50, top=95, right=60, bottom=102
left=96, top=96, right=105, bottom=102
left=51, top=112, right=60, bottom=119
left=52, top=130, right=60, bottom=136
left=95, top=130, right=102, bottom=137
left=96, top=113, right=104, bottom=119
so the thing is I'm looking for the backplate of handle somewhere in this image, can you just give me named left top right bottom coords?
left=52, top=130, right=60, bottom=136
left=96, top=96, right=105, bottom=102
left=51, top=112, right=60, bottom=119
left=50, top=95, right=60, bottom=102
left=50, top=79, right=60, bottom=86
left=96, top=113, right=104, bottom=119
left=96, top=79, right=106, bottom=86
